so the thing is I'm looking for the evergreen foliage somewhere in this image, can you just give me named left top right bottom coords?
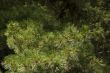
left=0, top=0, right=110, bottom=73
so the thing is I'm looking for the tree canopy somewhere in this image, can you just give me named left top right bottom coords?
left=0, top=0, right=110, bottom=73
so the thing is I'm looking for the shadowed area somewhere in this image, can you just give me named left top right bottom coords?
left=0, top=36, right=15, bottom=73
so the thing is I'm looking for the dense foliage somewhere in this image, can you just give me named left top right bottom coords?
left=0, top=0, right=110, bottom=73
